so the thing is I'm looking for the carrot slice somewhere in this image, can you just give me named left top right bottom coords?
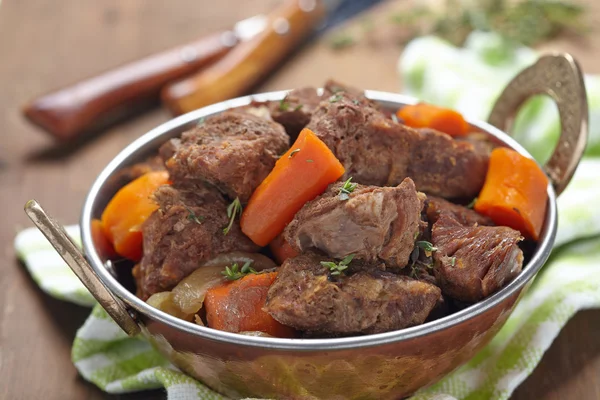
left=204, top=272, right=295, bottom=337
left=396, top=103, right=469, bottom=137
left=269, top=233, right=299, bottom=265
left=241, top=128, right=345, bottom=246
left=101, top=171, right=169, bottom=261
left=474, top=147, right=549, bottom=240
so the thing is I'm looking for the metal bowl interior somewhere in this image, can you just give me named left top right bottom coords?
left=81, top=89, right=557, bottom=351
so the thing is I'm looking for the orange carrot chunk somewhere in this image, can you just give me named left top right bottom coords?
left=241, top=128, right=345, bottom=246
left=101, top=171, right=169, bottom=261
left=204, top=272, right=295, bottom=337
left=396, top=103, right=469, bottom=137
left=269, top=233, right=299, bottom=265
left=474, top=147, right=549, bottom=240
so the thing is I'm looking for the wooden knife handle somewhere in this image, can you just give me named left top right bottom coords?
left=23, top=31, right=236, bottom=140
left=162, top=0, right=326, bottom=115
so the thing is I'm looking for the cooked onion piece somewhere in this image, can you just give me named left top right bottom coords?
left=171, top=252, right=277, bottom=316
left=146, top=291, right=193, bottom=321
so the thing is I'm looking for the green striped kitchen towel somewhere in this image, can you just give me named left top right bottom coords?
left=14, top=31, right=600, bottom=400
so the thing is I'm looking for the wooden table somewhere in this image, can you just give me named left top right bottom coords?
left=1, top=1, right=599, bottom=399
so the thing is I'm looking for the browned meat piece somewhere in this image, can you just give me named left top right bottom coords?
left=307, top=96, right=489, bottom=198
left=431, top=213, right=523, bottom=302
left=426, top=195, right=493, bottom=226
left=110, top=155, right=165, bottom=188
left=285, top=178, right=425, bottom=268
left=269, top=87, right=322, bottom=140
left=134, top=184, right=259, bottom=299
left=160, top=111, right=289, bottom=202
left=322, top=79, right=379, bottom=109
left=264, top=253, right=441, bottom=335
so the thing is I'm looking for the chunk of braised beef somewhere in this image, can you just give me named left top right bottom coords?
left=269, top=87, right=322, bottom=141
left=425, top=195, right=493, bottom=227
left=133, top=184, right=259, bottom=300
left=159, top=111, right=289, bottom=202
left=431, top=213, right=523, bottom=302
left=307, top=97, right=489, bottom=198
left=264, top=253, right=441, bottom=336
left=285, top=177, right=424, bottom=269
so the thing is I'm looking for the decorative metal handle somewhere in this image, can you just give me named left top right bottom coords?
left=488, top=53, right=588, bottom=196
left=24, top=200, right=141, bottom=336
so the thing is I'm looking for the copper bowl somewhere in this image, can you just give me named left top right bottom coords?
left=26, top=54, right=588, bottom=399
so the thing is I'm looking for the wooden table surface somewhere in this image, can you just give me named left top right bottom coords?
left=1, top=1, right=599, bottom=399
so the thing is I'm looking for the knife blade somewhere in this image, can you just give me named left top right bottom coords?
left=162, top=0, right=382, bottom=115
left=22, top=14, right=268, bottom=141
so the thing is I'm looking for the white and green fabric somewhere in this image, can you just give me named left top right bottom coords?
left=14, top=32, right=600, bottom=400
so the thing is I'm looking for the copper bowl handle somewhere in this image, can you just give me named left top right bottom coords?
left=488, top=53, right=588, bottom=196
left=24, top=199, right=141, bottom=336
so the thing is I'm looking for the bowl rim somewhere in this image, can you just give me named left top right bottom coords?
left=81, top=89, right=557, bottom=351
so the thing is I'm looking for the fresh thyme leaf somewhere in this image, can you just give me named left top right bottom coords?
left=329, top=94, right=343, bottom=103
left=467, top=197, right=478, bottom=209
left=450, top=257, right=456, bottom=267
left=221, top=261, right=257, bottom=280
left=352, top=99, right=360, bottom=106
left=185, top=205, right=204, bottom=225
left=294, top=104, right=304, bottom=111
left=416, top=240, right=437, bottom=253
left=329, top=33, right=356, bottom=50
left=340, top=254, right=355, bottom=265
left=338, top=177, right=357, bottom=200
left=320, top=254, right=354, bottom=276
left=223, top=197, right=242, bottom=235
left=289, top=148, right=301, bottom=158
left=306, top=159, right=314, bottom=163
left=196, top=117, right=205, bottom=127
left=391, top=113, right=399, bottom=123
left=279, top=98, right=290, bottom=111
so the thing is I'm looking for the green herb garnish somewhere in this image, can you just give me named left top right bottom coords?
left=289, top=148, right=301, bottom=158
left=391, top=113, right=399, bottom=123
left=450, top=257, right=457, bottom=267
left=185, top=206, right=204, bottom=225
left=352, top=99, right=360, bottom=106
left=279, top=98, right=290, bottom=111
left=338, top=177, right=357, bottom=200
left=416, top=240, right=437, bottom=253
left=196, top=117, right=205, bottom=127
left=223, top=197, right=242, bottom=235
left=329, top=94, right=343, bottom=103
left=221, top=261, right=257, bottom=281
left=294, top=104, right=304, bottom=111
left=306, top=159, right=314, bottom=163
left=320, top=254, right=354, bottom=276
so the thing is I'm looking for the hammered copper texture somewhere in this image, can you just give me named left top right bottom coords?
left=142, top=288, right=524, bottom=400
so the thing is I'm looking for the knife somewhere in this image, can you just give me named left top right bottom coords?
left=22, top=14, right=268, bottom=141
left=162, top=0, right=382, bottom=115
left=23, top=0, right=381, bottom=140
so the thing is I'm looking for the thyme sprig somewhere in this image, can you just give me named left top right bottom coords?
left=289, top=148, right=301, bottom=158
left=223, top=197, right=242, bottom=235
left=185, top=205, right=204, bottom=225
left=221, top=261, right=257, bottom=281
left=339, top=177, right=357, bottom=200
left=320, top=254, right=355, bottom=276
